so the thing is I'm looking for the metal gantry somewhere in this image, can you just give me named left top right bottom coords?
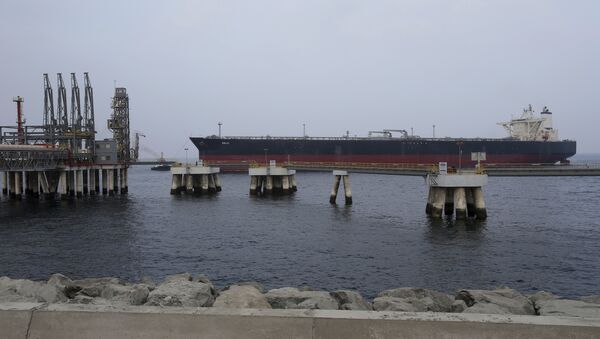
left=0, top=73, right=133, bottom=199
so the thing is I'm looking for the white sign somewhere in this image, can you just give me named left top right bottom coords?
left=269, top=160, right=276, bottom=167
left=438, top=162, right=448, bottom=175
left=471, top=152, right=486, bottom=161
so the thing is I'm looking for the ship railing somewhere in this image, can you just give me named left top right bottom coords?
left=284, top=161, right=439, bottom=172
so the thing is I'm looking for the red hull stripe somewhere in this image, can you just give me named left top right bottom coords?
left=200, top=154, right=567, bottom=166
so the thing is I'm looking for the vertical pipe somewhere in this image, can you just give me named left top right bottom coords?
left=102, top=169, right=108, bottom=195
left=108, top=169, right=115, bottom=196
left=31, top=172, right=39, bottom=198
left=122, top=168, right=128, bottom=194
left=59, top=171, right=68, bottom=199
left=343, top=175, right=352, bottom=205
left=94, top=169, right=100, bottom=194
left=2, top=171, right=7, bottom=195
left=454, top=187, right=467, bottom=220
left=113, top=169, right=119, bottom=194
left=82, top=169, right=89, bottom=195
left=330, top=175, right=341, bottom=204
left=68, top=170, right=75, bottom=197
left=89, top=169, right=96, bottom=196
left=14, top=171, right=22, bottom=199
left=76, top=170, right=83, bottom=197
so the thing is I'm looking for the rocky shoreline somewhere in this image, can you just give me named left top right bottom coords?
left=1, top=273, right=599, bottom=318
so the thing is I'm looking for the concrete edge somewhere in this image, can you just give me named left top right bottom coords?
left=2, top=303, right=599, bottom=328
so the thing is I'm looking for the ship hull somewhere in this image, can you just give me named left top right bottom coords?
left=190, top=137, right=576, bottom=168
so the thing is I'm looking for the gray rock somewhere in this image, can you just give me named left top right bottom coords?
left=451, top=300, right=468, bottom=313
left=236, top=281, right=264, bottom=293
left=0, top=277, right=66, bottom=303
left=331, top=290, right=372, bottom=310
left=581, top=295, right=600, bottom=305
left=194, top=274, right=212, bottom=285
left=140, top=277, right=156, bottom=290
left=100, top=283, right=149, bottom=305
left=146, top=280, right=215, bottom=307
left=462, top=302, right=512, bottom=314
left=373, top=296, right=423, bottom=312
left=73, top=277, right=120, bottom=287
left=163, top=273, right=193, bottom=283
left=213, top=285, right=271, bottom=309
left=537, top=299, right=600, bottom=318
left=265, top=287, right=339, bottom=310
left=456, top=287, right=535, bottom=315
left=47, top=273, right=79, bottom=298
left=528, top=291, right=559, bottom=304
left=377, top=288, right=454, bottom=312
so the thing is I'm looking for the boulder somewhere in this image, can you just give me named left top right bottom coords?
left=581, top=295, right=600, bottom=305
left=146, top=280, right=215, bottom=307
left=462, top=302, right=512, bottom=315
left=376, top=288, right=454, bottom=312
left=373, top=296, right=423, bottom=312
left=451, top=300, right=468, bottom=313
left=528, top=291, right=559, bottom=304
left=47, top=273, right=80, bottom=298
left=100, top=283, right=149, bottom=305
left=236, top=281, right=264, bottom=293
left=265, top=287, right=339, bottom=310
left=537, top=299, right=600, bottom=318
left=163, top=273, right=193, bottom=283
left=456, top=287, right=535, bottom=315
left=331, top=290, right=372, bottom=310
left=213, top=285, right=271, bottom=309
left=0, top=277, right=67, bottom=303
left=73, top=277, right=120, bottom=298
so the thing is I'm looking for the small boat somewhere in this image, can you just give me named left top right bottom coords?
left=150, top=163, right=171, bottom=171
left=150, top=152, right=172, bottom=171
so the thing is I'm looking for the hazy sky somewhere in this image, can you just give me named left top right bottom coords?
left=1, top=0, right=598, bottom=158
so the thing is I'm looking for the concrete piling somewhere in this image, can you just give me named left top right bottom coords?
left=330, top=171, right=352, bottom=205
left=248, top=165, right=296, bottom=197
left=94, top=169, right=100, bottom=195
left=102, top=170, right=108, bottom=195
left=329, top=175, right=341, bottom=204
left=76, top=170, right=84, bottom=197
left=170, top=164, right=221, bottom=195
left=430, top=187, right=446, bottom=219
left=59, top=171, right=68, bottom=199
left=473, top=187, right=487, bottom=220
left=425, top=187, right=434, bottom=215
left=1, top=171, right=7, bottom=195
left=426, top=166, right=488, bottom=220
left=82, top=170, right=89, bottom=195
left=444, top=188, right=454, bottom=216
left=454, top=187, right=467, bottom=220
left=466, top=188, right=476, bottom=218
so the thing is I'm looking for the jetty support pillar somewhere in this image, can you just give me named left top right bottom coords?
left=426, top=166, right=488, bottom=220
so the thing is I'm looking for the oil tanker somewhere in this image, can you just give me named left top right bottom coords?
left=191, top=105, right=576, bottom=169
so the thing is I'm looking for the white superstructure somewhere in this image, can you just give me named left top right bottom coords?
left=498, top=105, right=558, bottom=141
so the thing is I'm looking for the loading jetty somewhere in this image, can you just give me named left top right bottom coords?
left=0, top=73, right=133, bottom=199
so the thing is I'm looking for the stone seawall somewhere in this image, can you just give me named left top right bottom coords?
left=1, top=273, right=600, bottom=318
